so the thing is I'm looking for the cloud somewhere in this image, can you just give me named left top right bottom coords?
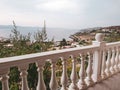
left=35, top=0, right=87, bottom=14
left=36, top=0, right=77, bottom=11
left=0, top=0, right=120, bottom=29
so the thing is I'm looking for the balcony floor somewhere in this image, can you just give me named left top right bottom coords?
left=88, top=73, right=120, bottom=90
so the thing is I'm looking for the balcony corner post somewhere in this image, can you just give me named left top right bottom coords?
left=92, top=33, right=106, bottom=82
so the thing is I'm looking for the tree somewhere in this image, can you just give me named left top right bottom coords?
left=10, top=83, right=19, bottom=90
left=27, top=63, right=38, bottom=90
left=34, top=30, right=43, bottom=43
left=9, top=67, right=20, bottom=90
left=41, top=20, right=47, bottom=41
left=10, top=20, right=31, bottom=47
left=10, top=21, right=20, bottom=43
left=34, top=20, right=47, bottom=43
left=60, top=38, right=67, bottom=47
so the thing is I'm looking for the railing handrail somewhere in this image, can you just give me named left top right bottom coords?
left=0, top=41, right=119, bottom=68
left=106, top=41, right=120, bottom=46
left=0, top=44, right=99, bottom=68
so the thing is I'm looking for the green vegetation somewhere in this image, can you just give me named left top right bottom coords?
left=60, top=38, right=67, bottom=47
left=104, top=31, right=120, bottom=42
left=0, top=21, right=53, bottom=90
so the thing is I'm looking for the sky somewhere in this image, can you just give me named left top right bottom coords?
left=0, top=0, right=120, bottom=29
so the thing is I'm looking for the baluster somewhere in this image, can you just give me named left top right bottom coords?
left=114, top=47, right=119, bottom=73
left=101, top=50, right=106, bottom=79
left=0, top=68, right=9, bottom=90
left=60, top=57, right=68, bottom=90
left=110, top=47, right=115, bottom=74
left=77, top=53, right=87, bottom=90
left=86, top=52, right=94, bottom=86
left=118, top=47, right=120, bottom=70
left=19, top=64, right=29, bottom=90
left=105, top=48, right=111, bottom=76
left=49, top=60, right=58, bottom=90
left=68, top=55, right=79, bottom=90
left=36, top=61, right=46, bottom=90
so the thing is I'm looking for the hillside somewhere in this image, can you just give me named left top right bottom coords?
left=74, top=25, right=120, bottom=35
left=70, top=25, right=120, bottom=44
left=103, top=26, right=120, bottom=30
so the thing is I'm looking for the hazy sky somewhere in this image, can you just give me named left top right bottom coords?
left=0, top=0, right=120, bottom=29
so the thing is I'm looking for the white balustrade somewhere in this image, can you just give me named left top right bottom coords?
left=68, top=55, right=79, bottom=90
left=110, top=47, right=115, bottom=74
left=101, top=49, right=106, bottom=79
left=119, top=47, right=120, bottom=69
left=105, top=48, right=111, bottom=76
left=60, top=57, right=68, bottom=90
left=0, top=68, right=9, bottom=90
left=49, top=60, right=58, bottom=90
left=92, top=34, right=105, bottom=82
left=36, top=61, right=46, bottom=90
left=0, top=33, right=120, bottom=90
left=19, top=64, right=29, bottom=90
left=86, top=52, right=94, bottom=86
left=114, top=47, right=119, bottom=72
left=77, top=53, right=87, bottom=90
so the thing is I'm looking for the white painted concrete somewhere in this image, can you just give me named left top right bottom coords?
left=88, top=73, right=120, bottom=90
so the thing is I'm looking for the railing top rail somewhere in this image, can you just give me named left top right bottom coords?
left=0, top=44, right=99, bottom=67
left=106, top=41, right=120, bottom=49
left=106, top=41, right=120, bottom=46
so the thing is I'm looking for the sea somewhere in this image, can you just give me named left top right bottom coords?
left=0, top=25, right=79, bottom=41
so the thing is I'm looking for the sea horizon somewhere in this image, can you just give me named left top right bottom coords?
left=0, top=25, right=79, bottom=41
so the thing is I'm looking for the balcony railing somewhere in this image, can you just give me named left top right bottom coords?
left=0, top=33, right=120, bottom=90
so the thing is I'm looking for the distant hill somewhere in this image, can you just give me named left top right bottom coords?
left=78, top=27, right=102, bottom=33
left=102, top=26, right=120, bottom=31
left=74, top=25, right=120, bottom=35
left=70, top=25, right=120, bottom=43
